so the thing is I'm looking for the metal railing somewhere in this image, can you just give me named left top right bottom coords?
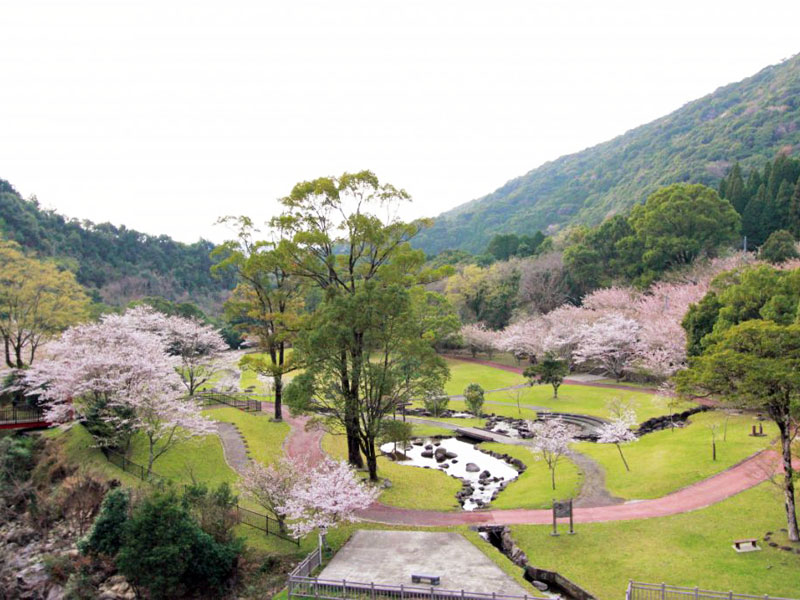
left=288, top=548, right=547, bottom=600
left=101, top=448, right=298, bottom=545
left=0, top=406, right=47, bottom=426
left=626, top=582, right=798, bottom=600
left=195, top=392, right=262, bottom=413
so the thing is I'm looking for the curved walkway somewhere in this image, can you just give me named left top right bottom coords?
left=278, top=403, right=789, bottom=527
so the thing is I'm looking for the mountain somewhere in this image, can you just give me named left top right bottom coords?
left=0, top=180, right=234, bottom=311
left=414, top=53, right=800, bottom=255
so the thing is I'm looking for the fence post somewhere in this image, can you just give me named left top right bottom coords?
left=695, top=587, right=699, bottom=600
left=661, top=583, right=666, bottom=600
left=343, top=579, right=347, bottom=600
left=401, top=584, right=404, bottom=600
left=315, top=578, right=319, bottom=600
left=371, top=581, right=375, bottom=600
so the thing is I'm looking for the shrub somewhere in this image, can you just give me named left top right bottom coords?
left=463, top=383, right=485, bottom=416
left=117, top=490, right=241, bottom=599
left=182, top=482, right=239, bottom=544
left=423, top=395, right=449, bottom=417
left=79, top=487, right=129, bottom=557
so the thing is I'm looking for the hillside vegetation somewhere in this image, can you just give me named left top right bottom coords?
left=0, top=180, right=234, bottom=309
left=415, top=53, right=800, bottom=254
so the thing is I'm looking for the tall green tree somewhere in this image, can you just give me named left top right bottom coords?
left=212, top=217, right=303, bottom=421
left=676, top=320, right=799, bottom=541
left=625, top=183, right=740, bottom=279
left=524, top=352, right=568, bottom=398
left=287, top=283, right=454, bottom=480
left=274, top=171, right=446, bottom=468
left=0, top=241, right=89, bottom=368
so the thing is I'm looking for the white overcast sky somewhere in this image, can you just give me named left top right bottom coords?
left=1, top=1, right=799, bottom=244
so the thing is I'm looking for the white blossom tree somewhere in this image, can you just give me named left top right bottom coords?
left=460, top=323, right=499, bottom=358
left=239, top=457, right=308, bottom=534
left=115, top=306, right=228, bottom=396
left=24, top=315, right=214, bottom=474
left=573, top=313, right=640, bottom=380
left=528, top=418, right=578, bottom=489
left=279, top=458, right=378, bottom=546
left=597, top=408, right=638, bottom=472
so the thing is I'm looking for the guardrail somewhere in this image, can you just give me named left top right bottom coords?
left=287, top=548, right=547, bottom=600
left=626, top=581, right=798, bottom=600
left=0, top=406, right=48, bottom=428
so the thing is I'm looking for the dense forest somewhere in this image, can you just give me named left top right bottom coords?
left=0, top=179, right=234, bottom=311
left=414, top=53, right=800, bottom=254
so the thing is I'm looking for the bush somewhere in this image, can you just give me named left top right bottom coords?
left=760, top=229, right=799, bottom=263
left=463, top=383, right=485, bottom=416
left=423, top=395, right=449, bottom=417
left=79, top=487, right=129, bottom=557
left=182, top=482, right=239, bottom=544
left=117, top=490, right=240, bottom=599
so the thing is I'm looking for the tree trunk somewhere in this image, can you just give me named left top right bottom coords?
left=551, top=467, right=556, bottom=490
left=553, top=383, right=559, bottom=398
left=778, top=418, right=799, bottom=541
left=616, top=443, right=630, bottom=472
left=4, top=337, right=12, bottom=369
left=273, top=374, right=283, bottom=421
left=364, top=439, right=379, bottom=482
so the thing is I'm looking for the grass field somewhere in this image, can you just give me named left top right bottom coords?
left=441, top=358, right=693, bottom=422
left=512, top=483, right=800, bottom=600
left=443, top=358, right=524, bottom=395
left=574, top=411, right=776, bottom=499
left=322, top=433, right=462, bottom=512
left=480, top=442, right=581, bottom=509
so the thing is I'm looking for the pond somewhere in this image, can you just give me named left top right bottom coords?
left=379, top=437, right=520, bottom=510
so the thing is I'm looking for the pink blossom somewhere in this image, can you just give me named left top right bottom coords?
left=573, top=313, right=640, bottom=380
left=279, top=458, right=379, bottom=539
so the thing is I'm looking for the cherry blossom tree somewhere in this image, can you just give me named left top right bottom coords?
left=239, top=457, right=308, bottom=534
left=279, top=458, right=378, bottom=546
left=460, top=323, right=499, bottom=358
left=573, top=313, right=640, bottom=380
left=24, top=316, right=214, bottom=473
left=528, top=418, right=578, bottom=489
left=114, top=306, right=228, bottom=396
left=597, top=408, right=638, bottom=471
left=495, top=318, right=549, bottom=362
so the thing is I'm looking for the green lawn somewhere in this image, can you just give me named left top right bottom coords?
left=127, top=428, right=238, bottom=487
left=517, top=384, right=694, bottom=422
left=427, top=399, right=539, bottom=421
left=480, top=442, right=582, bottom=509
left=204, top=407, right=290, bottom=466
left=512, top=483, right=800, bottom=600
left=574, top=411, right=776, bottom=499
left=443, top=358, right=524, bottom=395
left=322, top=433, right=462, bottom=512
left=239, top=350, right=300, bottom=397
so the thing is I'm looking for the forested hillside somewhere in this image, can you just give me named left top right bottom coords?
left=0, top=179, right=234, bottom=310
left=415, top=53, right=800, bottom=254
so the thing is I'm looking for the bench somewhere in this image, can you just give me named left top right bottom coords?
left=411, top=574, right=441, bottom=585
left=732, top=538, right=760, bottom=552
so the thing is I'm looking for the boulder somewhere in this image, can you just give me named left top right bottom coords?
left=465, top=463, right=480, bottom=472
left=421, top=450, right=434, bottom=458
left=434, top=447, right=448, bottom=462
left=445, top=451, right=458, bottom=459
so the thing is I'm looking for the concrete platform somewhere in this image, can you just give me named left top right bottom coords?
left=318, top=530, right=530, bottom=596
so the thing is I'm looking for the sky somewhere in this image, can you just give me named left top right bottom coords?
left=1, top=0, right=799, bottom=244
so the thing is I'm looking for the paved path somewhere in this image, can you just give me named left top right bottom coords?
left=215, top=421, right=251, bottom=474
left=278, top=404, right=790, bottom=526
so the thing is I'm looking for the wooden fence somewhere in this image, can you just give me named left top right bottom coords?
left=287, top=548, right=548, bottom=600
left=626, top=582, right=798, bottom=600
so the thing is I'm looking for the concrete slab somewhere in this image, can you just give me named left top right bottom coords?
left=318, top=530, right=530, bottom=596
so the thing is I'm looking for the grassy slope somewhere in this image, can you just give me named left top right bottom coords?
left=574, top=412, right=776, bottom=499
left=481, top=442, right=582, bottom=509
left=322, top=433, right=462, bottom=512
left=512, top=483, right=800, bottom=600
left=443, top=358, right=524, bottom=394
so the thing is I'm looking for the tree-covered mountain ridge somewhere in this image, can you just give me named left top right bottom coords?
left=0, top=179, right=234, bottom=311
left=415, top=52, right=800, bottom=255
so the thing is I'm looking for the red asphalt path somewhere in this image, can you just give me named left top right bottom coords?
left=277, top=403, right=792, bottom=527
